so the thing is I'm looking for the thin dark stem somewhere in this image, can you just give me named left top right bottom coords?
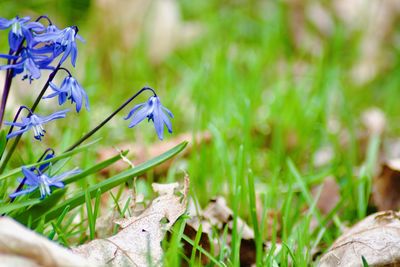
left=65, top=86, right=156, bottom=152
left=31, top=63, right=61, bottom=112
left=58, top=67, right=72, bottom=77
left=37, top=148, right=55, bottom=162
left=0, top=47, right=16, bottom=128
left=6, top=106, right=32, bottom=139
left=35, top=15, right=52, bottom=25
left=0, top=69, right=14, bottom=128
left=9, top=177, right=26, bottom=203
left=0, top=35, right=29, bottom=128
left=0, top=64, right=61, bottom=173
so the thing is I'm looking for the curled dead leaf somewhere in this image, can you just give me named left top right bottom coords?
left=185, top=196, right=275, bottom=266
left=373, top=159, right=400, bottom=211
left=73, top=176, right=189, bottom=266
left=319, top=210, right=400, bottom=266
left=0, top=217, right=92, bottom=267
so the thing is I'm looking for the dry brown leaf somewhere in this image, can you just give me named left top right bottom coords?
left=372, top=159, right=400, bottom=211
left=319, top=210, right=400, bottom=266
left=97, top=131, right=212, bottom=176
left=0, top=217, right=92, bottom=267
left=312, top=176, right=340, bottom=215
left=183, top=222, right=213, bottom=265
left=202, top=197, right=256, bottom=266
left=73, top=176, right=189, bottom=266
left=184, top=196, right=283, bottom=266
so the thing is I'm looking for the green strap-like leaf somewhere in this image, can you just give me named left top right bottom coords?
left=9, top=150, right=127, bottom=218
left=0, top=130, right=7, bottom=158
left=0, top=139, right=101, bottom=181
left=17, top=141, right=187, bottom=225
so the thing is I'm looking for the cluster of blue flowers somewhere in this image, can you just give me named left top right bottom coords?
left=0, top=15, right=174, bottom=200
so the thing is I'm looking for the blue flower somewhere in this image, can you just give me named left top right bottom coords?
left=5, top=109, right=69, bottom=140
left=0, top=48, right=53, bottom=81
left=34, top=26, right=84, bottom=66
left=9, top=166, right=81, bottom=199
left=125, top=95, right=173, bottom=140
left=45, top=76, right=89, bottom=112
left=0, top=16, right=44, bottom=51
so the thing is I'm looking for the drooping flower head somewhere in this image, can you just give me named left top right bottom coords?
left=0, top=16, right=85, bottom=82
left=125, top=95, right=173, bottom=140
left=45, top=76, right=89, bottom=112
left=0, top=48, right=53, bottom=81
left=0, top=16, right=44, bottom=51
left=9, top=166, right=81, bottom=199
left=34, top=25, right=84, bottom=66
left=5, top=109, right=69, bottom=140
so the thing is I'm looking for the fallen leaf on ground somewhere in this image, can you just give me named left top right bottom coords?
left=0, top=217, right=91, bottom=267
left=73, top=176, right=189, bottom=266
left=97, top=131, right=212, bottom=177
left=372, top=159, right=400, bottom=211
left=312, top=176, right=340, bottom=215
left=185, top=196, right=277, bottom=266
left=319, top=210, right=400, bottom=266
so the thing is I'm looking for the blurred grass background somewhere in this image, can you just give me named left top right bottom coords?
left=1, top=0, right=400, bottom=265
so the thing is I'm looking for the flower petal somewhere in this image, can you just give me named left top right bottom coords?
left=128, top=107, right=149, bottom=128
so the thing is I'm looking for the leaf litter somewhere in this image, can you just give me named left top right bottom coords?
left=319, top=211, right=400, bottom=266
left=73, top=176, right=189, bottom=266
left=0, top=177, right=189, bottom=267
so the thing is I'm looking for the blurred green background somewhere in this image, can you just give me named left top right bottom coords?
left=1, top=0, right=400, bottom=264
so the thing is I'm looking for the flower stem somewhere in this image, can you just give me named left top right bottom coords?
left=0, top=48, right=16, bottom=129
left=0, top=65, right=61, bottom=173
left=65, top=86, right=156, bottom=152
left=0, top=69, right=14, bottom=128
left=35, top=15, right=53, bottom=25
left=0, top=37, right=28, bottom=129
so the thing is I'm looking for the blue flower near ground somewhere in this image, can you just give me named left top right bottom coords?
left=5, top=109, right=69, bottom=140
left=125, top=95, right=173, bottom=140
left=34, top=26, right=84, bottom=66
left=0, top=16, right=45, bottom=51
left=9, top=166, right=81, bottom=199
left=45, top=76, right=89, bottom=112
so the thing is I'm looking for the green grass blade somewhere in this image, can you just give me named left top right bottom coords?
left=48, top=205, right=70, bottom=240
left=9, top=151, right=126, bottom=219
left=247, top=169, right=262, bottom=266
left=85, top=188, right=95, bottom=240
left=0, top=198, right=41, bottom=214
left=0, top=139, right=101, bottom=181
left=64, top=150, right=128, bottom=185
left=190, top=224, right=203, bottom=265
left=0, top=130, right=7, bottom=157
left=27, top=141, right=187, bottom=224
